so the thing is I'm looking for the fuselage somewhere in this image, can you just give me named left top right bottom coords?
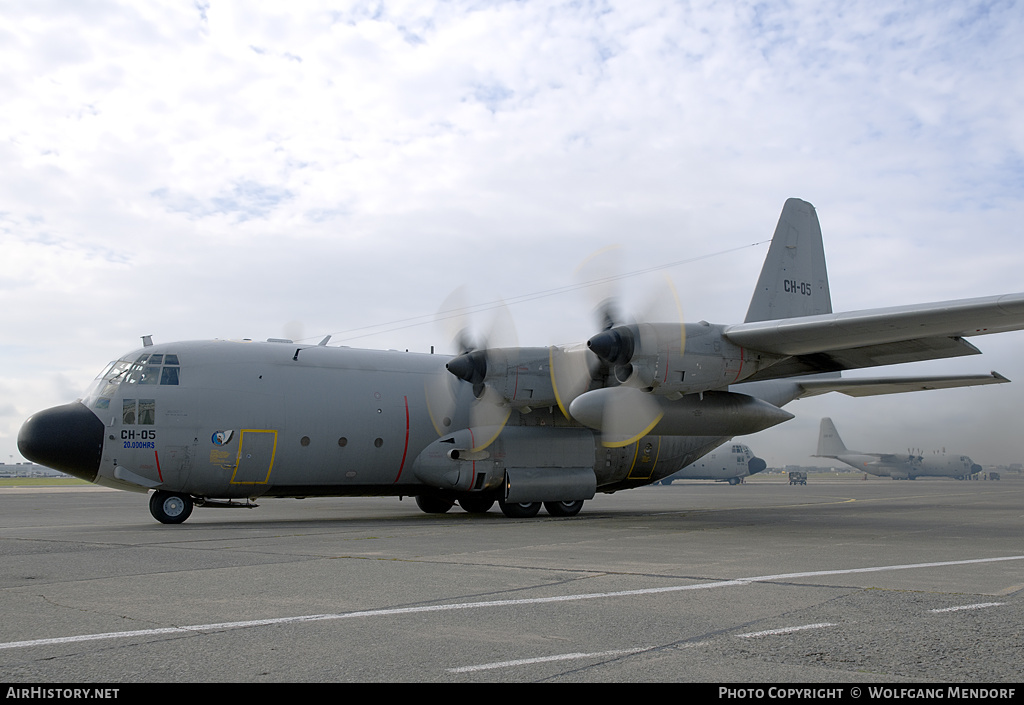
left=828, top=452, right=981, bottom=480
left=661, top=443, right=767, bottom=484
left=19, top=339, right=773, bottom=501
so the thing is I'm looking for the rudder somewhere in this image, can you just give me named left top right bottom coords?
left=745, top=198, right=832, bottom=323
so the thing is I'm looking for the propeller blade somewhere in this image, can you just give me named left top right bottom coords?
left=597, top=386, right=664, bottom=448
left=549, top=343, right=596, bottom=420
left=568, top=386, right=664, bottom=448
left=468, top=385, right=512, bottom=451
left=430, top=288, right=518, bottom=447
left=425, top=359, right=464, bottom=436
left=574, top=245, right=628, bottom=331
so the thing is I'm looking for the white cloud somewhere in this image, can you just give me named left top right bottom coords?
left=3, top=1, right=1024, bottom=466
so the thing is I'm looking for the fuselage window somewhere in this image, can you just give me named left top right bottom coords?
left=138, top=399, right=155, bottom=425
left=122, top=399, right=155, bottom=424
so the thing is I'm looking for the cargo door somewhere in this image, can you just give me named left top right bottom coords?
left=231, top=429, right=277, bottom=485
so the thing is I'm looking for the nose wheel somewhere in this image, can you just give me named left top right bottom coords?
left=150, top=491, right=194, bottom=524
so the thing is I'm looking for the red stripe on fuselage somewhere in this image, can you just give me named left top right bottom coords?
left=393, top=396, right=410, bottom=483
left=732, top=348, right=745, bottom=382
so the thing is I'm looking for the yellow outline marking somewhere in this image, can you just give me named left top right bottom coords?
left=230, top=429, right=277, bottom=485
left=627, top=437, right=662, bottom=480
left=550, top=347, right=573, bottom=421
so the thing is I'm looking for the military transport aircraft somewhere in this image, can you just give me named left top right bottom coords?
left=658, top=442, right=766, bottom=485
left=18, top=199, right=1024, bottom=523
left=815, top=417, right=982, bottom=480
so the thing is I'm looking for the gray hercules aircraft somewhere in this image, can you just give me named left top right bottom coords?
left=815, top=417, right=982, bottom=480
left=18, top=199, right=1024, bottom=523
left=658, top=442, right=766, bottom=485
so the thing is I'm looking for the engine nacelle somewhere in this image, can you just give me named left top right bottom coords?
left=445, top=347, right=561, bottom=410
left=587, top=322, right=776, bottom=395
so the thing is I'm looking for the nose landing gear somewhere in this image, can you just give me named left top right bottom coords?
left=150, top=490, right=194, bottom=524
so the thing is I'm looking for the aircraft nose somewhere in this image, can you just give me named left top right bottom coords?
left=18, top=402, right=104, bottom=483
left=971, top=464, right=983, bottom=475
left=748, top=457, right=767, bottom=475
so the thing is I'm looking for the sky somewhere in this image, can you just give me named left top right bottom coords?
left=3, top=1, right=1024, bottom=469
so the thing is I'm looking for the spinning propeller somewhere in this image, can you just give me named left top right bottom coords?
left=426, top=287, right=517, bottom=451
left=553, top=248, right=687, bottom=447
left=427, top=251, right=688, bottom=452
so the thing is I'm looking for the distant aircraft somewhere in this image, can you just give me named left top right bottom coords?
left=18, top=199, right=1024, bottom=523
left=658, top=442, right=766, bottom=485
left=815, top=417, right=982, bottom=480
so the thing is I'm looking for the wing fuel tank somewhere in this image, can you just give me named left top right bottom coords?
left=569, top=389, right=794, bottom=436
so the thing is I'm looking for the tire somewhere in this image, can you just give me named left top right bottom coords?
left=458, top=497, right=495, bottom=514
left=149, top=491, right=194, bottom=524
left=415, top=495, right=454, bottom=514
left=544, top=500, right=584, bottom=517
left=498, top=500, right=541, bottom=518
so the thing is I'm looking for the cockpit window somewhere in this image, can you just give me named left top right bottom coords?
left=120, top=355, right=180, bottom=386
left=87, top=353, right=181, bottom=410
left=160, top=366, right=180, bottom=385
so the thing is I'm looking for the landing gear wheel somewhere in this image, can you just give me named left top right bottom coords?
left=149, top=491, right=194, bottom=524
left=544, top=500, right=584, bottom=517
left=498, top=500, right=542, bottom=518
left=458, top=497, right=495, bottom=514
left=415, top=495, right=455, bottom=514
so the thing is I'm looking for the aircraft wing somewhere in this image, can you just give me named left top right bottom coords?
left=724, top=293, right=1024, bottom=381
left=794, top=371, right=1009, bottom=398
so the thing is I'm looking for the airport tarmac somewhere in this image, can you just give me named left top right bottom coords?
left=0, top=477, right=1021, bottom=684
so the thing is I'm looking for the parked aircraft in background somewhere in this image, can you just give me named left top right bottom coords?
left=658, top=442, right=765, bottom=485
left=18, top=199, right=1024, bottom=523
left=815, top=417, right=982, bottom=480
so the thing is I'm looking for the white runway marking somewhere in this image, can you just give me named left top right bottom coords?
left=929, top=602, right=1004, bottom=613
left=736, top=622, right=836, bottom=638
left=2, top=554, right=1021, bottom=651
left=447, top=647, right=651, bottom=673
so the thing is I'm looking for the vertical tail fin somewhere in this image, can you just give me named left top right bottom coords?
left=816, top=417, right=848, bottom=457
left=745, top=198, right=832, bottom=323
